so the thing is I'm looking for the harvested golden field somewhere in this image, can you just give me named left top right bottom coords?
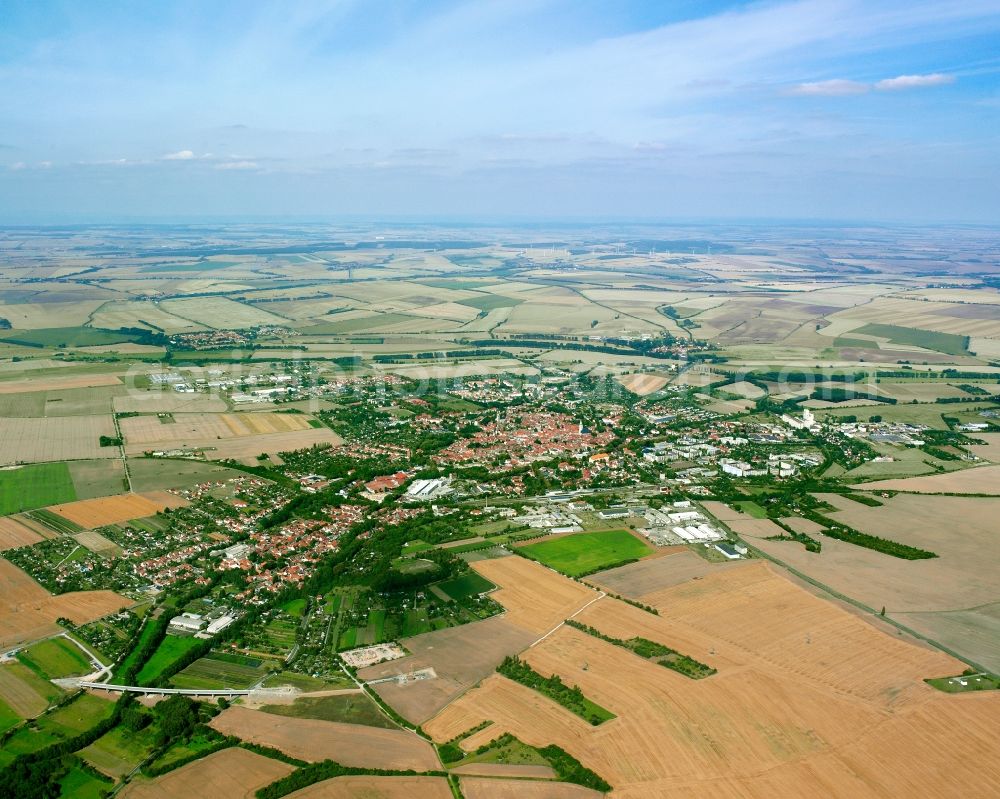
left=815, top=493, right=1000, bottom=601
left=426, top=559, right=1000, bottom=798
left=361, top=615, right=536, bottom=724
left=120, top=412, right=343, bottom=459
left=0, top=373, right=123, bottom=394
left=470, top=556, right=596, bottom=634
left=699, top=500, right=747, bottom=521
left=48, top=491, right=184, bottom=528
left=725, top=517, right=787, bottom=537
left=671, top=367, right=723, bottom=387
left=113, top=391, right=228, bottom=414
left=0, top=415, right=117, bottom=465
left=381, top=359, right=538, bottom=380
left=0, top=662, right=52, bottom=717
left=121, top=747, right=294, bottom=799
left=856, top=463, right=1000, bottom=494
left=159, top=297, right=290, bottom=329
left=461, top=777, right=602, bottom=799
left=874, top=382, right=970, bottom=402
left=0, top=559, right=129, bottom=648
left=73, top=530, right=120, bottom=555
left=616, top=373, right=668, bottom=395
left=967, top=432, right=1000, bottom=463
left=286, top=776, right=452, bottom=799
left=0, top=516, right=45, bottom=550
left=778, top=516, right=825, bottom=535
left=451, top=764, right=554, bottom=779
left=209, top=705, right=439, bottom=770
left=719, top=380, right=766, bottom=399
left=590, top=550, right=739, bottom=598
left=121, top=412, right=313, bottom=445
left=744, top=492, right=1000, bottom=671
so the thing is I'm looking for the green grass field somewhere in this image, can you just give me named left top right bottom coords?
left=26, top=507, right=84, bottom=534
left=79, top=723, right=158, bottom=777
left=456, top=294, right=523, bottom=311
left=300, top=312, right=414, bottom=334
left=0, top=696, right=21, bottom=735
left=19, top=637, right=93, bottom=679
left=0, top=326, right=140, bottom=348
left=58, top=764, right=114, bottom=799
left=437, top=572, right=495, bottom=600
left=925, top=673, right=1000, bottom=693
left=259, top=694, right=397, bottom=729
left=136, top=636, right=203, bottom=685
left=401, top=608, right=432, bottom=636
left=0, top=693, right=116, bottom=767
left=281, top=598, right=308, bottom=617
left=518, top=530, right=652, bottom=577
left=734, top=500, right=767, bottom=519
left=68, top=458, right=129, bottom=499
left=145, top=729, right=226, bottom=773
left=140, top=259, right=238, bottom=272
left=853, top=323, right=969, bottom=356
left=38, top=693, right=115, bottom=737
left=261, top=671, right=354, bottom=691
left=263, top=617, right=299, bottom=652
left=1, top=661, right=64, bottom=708
left=126, top=457, right=246, bottom=492
left=113, top=619, right=162, bottom=681
left=446, top=734, right=549, bottom=769
left=0, top=461, right=77, bottom=515
left=170, top=652, right=271, bottom=690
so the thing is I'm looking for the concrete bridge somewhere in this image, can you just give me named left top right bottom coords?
left=78, top=681, right=284, bottom=698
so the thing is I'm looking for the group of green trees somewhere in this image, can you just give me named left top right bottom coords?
left=564, top=620, right=716, bottom=679
left=497, top=656, right=615, bottom=726
left=817, top=521, right=937, bottom=560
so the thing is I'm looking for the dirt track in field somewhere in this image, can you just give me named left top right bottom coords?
left=121, top=747, right=293, bottom=799
left=210, top=705, right=439, bottom=771
left=0, top=516, right=45, bottom=550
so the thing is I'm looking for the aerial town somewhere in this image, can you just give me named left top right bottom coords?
left=3, top=1, right=1000, bottom=795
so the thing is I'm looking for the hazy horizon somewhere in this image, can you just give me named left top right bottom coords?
left=3, top=0, right=999, bottom=223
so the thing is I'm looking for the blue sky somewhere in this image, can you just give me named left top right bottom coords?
left=1, top=0, right=999, bottom=222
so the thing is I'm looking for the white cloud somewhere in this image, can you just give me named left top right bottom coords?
left=161, top=149, right=195, bottom=160
left=789, top=79, right=869, bottom=96
left=215, top=160, right=258, bottom=170
left=874, top=73, right=955, bottom=91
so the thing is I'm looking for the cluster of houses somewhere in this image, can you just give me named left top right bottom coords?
left=434, top=411, right=615, bottom=470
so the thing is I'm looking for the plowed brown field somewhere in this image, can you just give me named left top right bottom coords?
left=286, top=776, right=452, bottom=799
left=120, top=412, right=342, bottom=458
left=121, top=747, right=293, bottom=799
left=470, top=556, right=596, bottom=634
left=0, top=558, right=128, bottom=648
left=361, top=615, right=536, bottom=724
left=0, top=663, right=51, bottom=716
left=425, top=557, right=1000, bottom=798
left=461, top=777, right=603, bottom=799
left=857, top=464, right=1000, bottom=494
left=617, top=374, right=668, bottom=396
left=0, top=516, right=45, bottom=550
left=0, top=373, right=123, bottom=394
left=47, top=490, right=185, bottom=528
left=209, top=705, right=439, bottom=771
